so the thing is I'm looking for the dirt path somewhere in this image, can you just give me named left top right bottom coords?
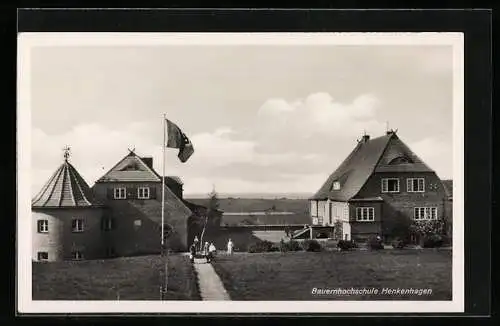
left=193, top=258, right=231, bottom=301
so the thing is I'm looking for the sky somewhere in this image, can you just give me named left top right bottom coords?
left=29, top=44, right=453, bottom=197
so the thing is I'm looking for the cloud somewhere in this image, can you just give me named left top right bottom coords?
left=251, top=92, right=386, bottom=156
left=410, top=137, right=452, bottom=179
left=31, top=91, right=419, bottom=196
left=175, top=91, right=386, bottom=193
left=256, top=92, right=382, bottom=135
left=31, top=123, right=160, bottom=196
left=189, top=128, right=256, bottom=167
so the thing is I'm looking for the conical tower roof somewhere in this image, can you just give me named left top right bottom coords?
left=32, top=149, right=95, bottom=208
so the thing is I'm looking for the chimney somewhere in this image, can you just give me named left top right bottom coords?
left=141, top=157, right=153, bottom=169
left=362, top=134, right=370, bottom=143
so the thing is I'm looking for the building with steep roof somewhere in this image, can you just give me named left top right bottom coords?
left=32, top=148, right=208, bottom=261
left=32, top=148, right=104, bottom=261
left=303, top=130, right=451, bottom=242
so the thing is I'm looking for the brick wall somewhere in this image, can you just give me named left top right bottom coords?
left=349, top=172, right=447, bottom=241
left=348, top=202, right=383, bottom=239
left=357, top=172, right=447, bottom=220
left=32, top=207, right=104, bottom=261
left=93, top=181, right=190, bottom=254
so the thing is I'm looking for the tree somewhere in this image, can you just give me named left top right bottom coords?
left=199, top=187, right=220, bottom=248
left=333, top=220, right=343, bottom=240
left=408, top=217, right=446, bottom=246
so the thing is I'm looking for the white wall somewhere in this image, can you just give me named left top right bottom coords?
left=317, top=201, right=326, bottom=224
left=310, top=200, right=317, bottom=216
left=310, top=200, right=350, bottom=227
left=329, top=201, right=349, bottom=225
left=342, top=222, right=351, bottom=240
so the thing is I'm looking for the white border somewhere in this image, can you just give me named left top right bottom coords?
left=17, top=32, right=464, bottom=314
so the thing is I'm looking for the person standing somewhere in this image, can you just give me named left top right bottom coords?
left=203, top=241, right=209, bottom=260
left=193, top=236, right=199, bottom=252
left=227, top=238, right=234, bottom=255
left=189, top=242, right=196, bottom=263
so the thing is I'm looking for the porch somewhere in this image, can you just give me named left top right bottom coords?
left=290, top=225, right=335, bottom=240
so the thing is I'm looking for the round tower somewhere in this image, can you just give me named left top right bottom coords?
left=31, top=147, right=104, bottom=261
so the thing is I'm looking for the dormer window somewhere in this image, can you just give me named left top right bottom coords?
left=332, top=181, right=341, bottom=190
left=389, top=156, right=413, bottom=165
left=119, top=161, right=141, bottom=171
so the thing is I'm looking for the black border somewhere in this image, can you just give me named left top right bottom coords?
left=13, top=8, right=492, bottom=320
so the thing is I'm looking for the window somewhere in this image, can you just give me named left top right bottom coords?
left=414, top=207, right=438, bottom=220
left=134, top=219, right=142, bottom=227
left=137, top=187, right=150, bottom=199
left=389, top=156, right=413, bottom=164
left=72, top=219, right=84, bottom=232
left=317, top=215, right=323, bottom=224
left=114, top=187, right=126, bottom=199
left=37, top=252, right=48, bottom=261
left=71, top=250, right=84, bottom=260
left=356, top=207, right=375, bottom=222
left=382, top=178, right=400, bottom=193
left=102, top=218, right=113, bottom=231
left=332, top=181, right=340, bottom=190
left=37, top=220, right=48, bottom=233
left=407, top=178, right=425, bottom=192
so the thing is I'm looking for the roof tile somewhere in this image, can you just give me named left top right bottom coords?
left=32, top=161, right=94, bottom=208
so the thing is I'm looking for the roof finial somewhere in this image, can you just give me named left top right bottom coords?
left=386, top=121, right=389, bottom=133
left=63, top=146, right=71, bottom=162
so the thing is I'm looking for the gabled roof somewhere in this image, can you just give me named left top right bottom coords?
left=311, top=132, right=435, bottom=201
left=32, top=160, right=95, bottom=208
left=96, top=151, right=161, bottom=183
left=164, top=176, right=184, bottom=186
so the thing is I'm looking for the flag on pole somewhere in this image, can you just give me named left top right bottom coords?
left=165, top=119, right=194, bottom=163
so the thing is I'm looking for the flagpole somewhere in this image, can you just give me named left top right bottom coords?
left=161, top=114, right=166, bottom=300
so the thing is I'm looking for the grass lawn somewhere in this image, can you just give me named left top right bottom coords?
left=32, top=254, right=200, bottom=300
left=212, top=250, right=452, bottom=300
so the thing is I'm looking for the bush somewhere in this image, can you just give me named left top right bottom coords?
left=423, top=234, right=444, bottom=248
left=391, top=238, right=407, bottom=249
left=441, top=235, right=452, bottom=246
left=270, top=245, right=281, bottom=252
left=337, top=240, right=356, bottom=251
left=302, top=239, right=322, bottom=252
left=368, top=236, right=384, bottom=250
left=282, top=240, right=302, bottom=252
left=248, top=240, right=275, bottom=253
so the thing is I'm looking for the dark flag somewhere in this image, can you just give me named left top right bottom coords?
left=166, top=119, right=194, bottom=163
